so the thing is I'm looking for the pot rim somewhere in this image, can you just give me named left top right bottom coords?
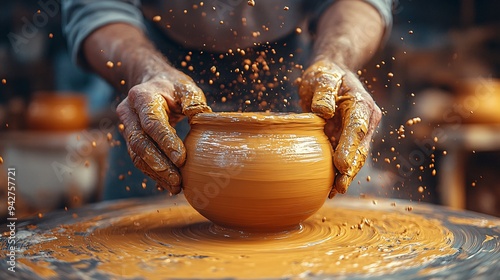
left=190, top=112, right=326, bottom=127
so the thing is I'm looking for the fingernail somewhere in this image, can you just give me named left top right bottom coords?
left=328, top=189, right=338, bottom=199
left=312, top=102, right=334, bottom=119
left=199, top=104, right=212, bottom=113
left=170, top=150, right=182, bottom=165
left=185, top=104, right=212, bottom=118
left=335, top=175, right=351, bottom=194
left=168, top=184, right=182, bottom=195
left=168, top=172, right=181, bottom=186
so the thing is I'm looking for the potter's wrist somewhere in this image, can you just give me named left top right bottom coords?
left=310, top=55, right=351, bottom=74
left=115, top=38, right=175, bottom=86
left=311, top=35, right=362, bottom=71
left=312, top=55, right=345, bottom=70
left=135, top=55, right=176, bottom=85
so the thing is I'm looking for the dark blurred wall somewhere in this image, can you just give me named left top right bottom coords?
left=0, top=2, right=64, bottom=101
left=0, top=1, right=113, bottom=129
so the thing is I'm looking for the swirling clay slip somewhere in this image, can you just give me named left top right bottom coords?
left=9, top=197, right=460, bottom=279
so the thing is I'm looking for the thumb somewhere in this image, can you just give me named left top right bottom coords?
left=310, top=74, right=343, bottom=119
left=299, top=62, right=344, bottom=119
left=173, top=77, right=212, bottom=118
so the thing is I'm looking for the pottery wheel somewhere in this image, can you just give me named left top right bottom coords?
left=1, top=196, right=499, bottom=279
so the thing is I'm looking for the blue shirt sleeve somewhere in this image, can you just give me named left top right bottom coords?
left=310, top=0, right=396, bottom=43
left=62, top=0, right=146, bottom=66
left=363, top=0, right=396, bottom=39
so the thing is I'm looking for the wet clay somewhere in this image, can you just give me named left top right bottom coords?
left=298, top=61, right=377, bottom=197
left=118, top=70, right=212, bottom=195
left=181, top=112, right=334, bottom=231
left=12, top=199, right=457, bottom=279
left=447, top=216, right=500, bottom=228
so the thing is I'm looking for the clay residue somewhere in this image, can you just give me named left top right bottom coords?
left=448, top=216, right=500, bottom=228
left=482, top=235, right=497, bottom=245
left=13, top=202, right=456, bottom=278
left=189, top=111, right=326, bottom=127
left=18, top=259, right=58, bottom=278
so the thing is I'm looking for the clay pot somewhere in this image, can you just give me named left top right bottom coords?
left=27, top=92, right=89, bottom=131
left=181, top=112, right=334, bottom=232
left=455, top=79, right=500, bottom=124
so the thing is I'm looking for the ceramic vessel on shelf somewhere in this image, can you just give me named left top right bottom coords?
left=27, top=92, right=89, bottom=131
left=456, top=78, right=500, bottom=124
left=181, top=112, right=334, bottom=232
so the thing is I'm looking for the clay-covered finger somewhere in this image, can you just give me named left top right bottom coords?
left=330, top=146, right=368, bottom=198
left=117, top=98, right=182, bottom=192
left=298, top=61, right=344, bottom=119
left=127, top=147, right=181, bottom=194
left=332, top=97, right=370, bottom=194
left=173, top=76, right=212, bottom=118
left=128, top=86, right=186, bottom=167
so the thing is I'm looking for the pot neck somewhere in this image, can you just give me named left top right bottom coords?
left=189, top=112, right=326, bottom=131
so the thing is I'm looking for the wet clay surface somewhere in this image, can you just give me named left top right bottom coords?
left=182, top=112, right=333, bottom=231
left=2, top=197, right=499, bottom=279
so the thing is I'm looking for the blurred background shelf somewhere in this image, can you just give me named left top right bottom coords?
left=437, top=124, right=500, bottom=210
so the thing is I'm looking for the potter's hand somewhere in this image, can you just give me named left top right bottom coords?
left=299, top=61, right=382, bottom=198
left=116, top=71, right=212, bottom=194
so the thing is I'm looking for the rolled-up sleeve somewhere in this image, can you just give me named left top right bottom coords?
left=361, top=0, right=395, bottom=39
left=310, top=0, right=397, bottom=43
left=62, top=0, right=146, bottom=65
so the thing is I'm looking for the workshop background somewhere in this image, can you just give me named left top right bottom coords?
left=0, top=0, right=499, bottom=218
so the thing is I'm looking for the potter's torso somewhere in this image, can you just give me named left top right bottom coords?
left=142, top=0, right=307, bottom=52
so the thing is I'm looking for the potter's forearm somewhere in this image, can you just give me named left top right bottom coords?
left=83, top=23, right=174, bottom=93
left=312, top=0, right=385, bottom=71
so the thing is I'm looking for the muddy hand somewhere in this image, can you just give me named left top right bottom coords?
left=299, top=61, right=381, bottom=198
left=117, top=72, right=212, bottom=195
